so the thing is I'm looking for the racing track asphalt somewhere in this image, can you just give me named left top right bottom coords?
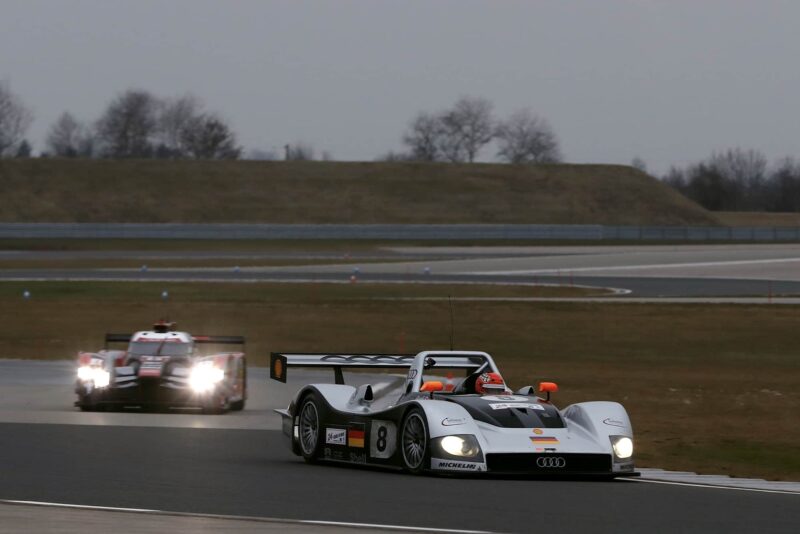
left=7, top=243, right=800, bottom=297
left=1, top=422, right=798, bottom=534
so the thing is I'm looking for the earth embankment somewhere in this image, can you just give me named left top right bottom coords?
left=0, top=159, right=720, bottom=226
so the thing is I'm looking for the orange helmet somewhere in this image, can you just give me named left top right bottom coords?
left=475, top=372, right=508, bottom=394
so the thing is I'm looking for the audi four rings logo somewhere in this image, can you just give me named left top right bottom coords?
left=536, top=456, right=566, bottom=468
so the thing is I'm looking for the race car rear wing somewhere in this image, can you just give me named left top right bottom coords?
left=104, top=334, right=245, bottom=348
left=270, top=352, right=415, bottom=385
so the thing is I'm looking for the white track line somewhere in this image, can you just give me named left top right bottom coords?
left=0, top=499, right=492, bottom=533
left=470, top=256, right=800, bottom=275
left=623, top=478, right=800, bottom=495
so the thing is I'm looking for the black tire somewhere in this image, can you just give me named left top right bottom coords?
left=230, top=378, right=247, bottom=411
left=400, top=407, right=429, bottom=474
left=297, top=393, right=323, bottom=463
left=201, top=393, right=228, bottom=415
left=77, top=391, right=99, bottom=412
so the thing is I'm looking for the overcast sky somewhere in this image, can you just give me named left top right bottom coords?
left=2, top=0, right=799, bottom=173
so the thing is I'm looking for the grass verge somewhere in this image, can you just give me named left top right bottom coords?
left=0, top=281, right=796, bottom=480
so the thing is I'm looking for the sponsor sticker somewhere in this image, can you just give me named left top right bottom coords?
left=348, top=423, right=365, bottom=448
left=441, top=417, right=466, bottom=426
left=482, top=395, right=529, bottom=402
left=532, top=428, right=544, bottom=435
left=536, top=456, right=566, bottom=468
left=489, top=403, right=545, bottom=411
left=431, top=458, right=484, bottom=472
left=324, top=447, right=346, bottom=461
left=325, top=428, right=346, bottom=446
left=349, top=451, right=367, bottom=464
left=370, top=420, right=397, bottom=459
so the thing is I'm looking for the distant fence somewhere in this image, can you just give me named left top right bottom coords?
left=0, top=223, right=799, bottom=241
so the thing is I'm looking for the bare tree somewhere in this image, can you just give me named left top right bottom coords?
left=708, top=148, right=768, bottom=210
left=0, top=82, right=33, bottom=157
left=631, top=156, right=647, bottom=173
left=95, top=89, right=160, bottom=158
left=181, top=114, right=241, bottom=160
left=375, top=150, right=414, bottom=162
left=439, top=96, right=495, bottom=163
left=14, top=139, right=32, bottom=158
left=46, top=112, right=94, bottom=157
left=284, top=142, right=315, bottom=161
left=157, top=94, right=202, bottom=158
left=495, top=109, right=561, bottom=164
left=245, top=148, right=278, bottom=160
left=402, top=112, right=443, bottom=161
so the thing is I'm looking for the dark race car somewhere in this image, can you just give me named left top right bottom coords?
left=75, top=320, right=246, bottom=413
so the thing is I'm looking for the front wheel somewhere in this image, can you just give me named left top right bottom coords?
left=298, top=394, right=323, bottom=463
left=201, top=393, right=228, bottom=415
left=400, top=408, right=429, bottom=474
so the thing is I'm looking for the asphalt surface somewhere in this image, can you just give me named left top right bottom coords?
left=0, top=360, right=798, bottom=533
left=3, top=244, right=800, bottom=532
left=5, top=244, right=800, bottom=297
left=1, top=423, right=797, bottom=534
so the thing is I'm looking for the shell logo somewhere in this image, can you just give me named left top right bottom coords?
left=532, top=428, right=543, bottom=435
left=273, top=358, right=283, bottom=379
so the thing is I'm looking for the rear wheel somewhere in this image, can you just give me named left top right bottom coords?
left=400, top=408, right=429, bottom=474
left=298, top=394, right=322, bottom=462
left=230, top=380, right=247, bottom=411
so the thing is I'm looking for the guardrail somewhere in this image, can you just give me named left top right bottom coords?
left=0, top=223, right=799, bottom=241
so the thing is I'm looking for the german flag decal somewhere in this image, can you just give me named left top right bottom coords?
left=348, top=423, right=365, bottom=448
left=530, top=436, right=559, bottom=444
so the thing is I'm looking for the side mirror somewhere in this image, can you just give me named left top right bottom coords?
left=351, top=384, right=374, bottom=405
left=538, top=381, right=559, bottom=402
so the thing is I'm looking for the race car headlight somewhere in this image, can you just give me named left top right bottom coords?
left=77, top=366, right=93, bottom=381
left=189, top=362, right=225, bottom=393
left=436, top=435, right=482, bottom=458
left=77, top=366, right=110, bottom=388
left=611, top=436, right=634, bottom=460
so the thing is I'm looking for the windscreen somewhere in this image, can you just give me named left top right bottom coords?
left=128, top=341, right=192, bottom=357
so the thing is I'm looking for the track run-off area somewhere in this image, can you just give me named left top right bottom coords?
left=1, top=243, right=799, bottom=532
left=6, top=243, right=800, bottom=298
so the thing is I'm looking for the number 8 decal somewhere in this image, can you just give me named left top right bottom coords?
left=370, top=420, right=397, bottom=459
left=376, top=425, right=387, bottom=452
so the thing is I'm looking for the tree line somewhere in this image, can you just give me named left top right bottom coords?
left=662, top=149, right=800, bottom=212
left=1, top=83, right=562, bottom=164
left=381, top=96, right=561, bottom=164
left=5, top=81, right=800, bottom=213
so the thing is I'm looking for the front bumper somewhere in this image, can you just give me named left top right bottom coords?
left=430, top=452, right=637, bottom=477
left=75, top=380, right=220, bottom=409
left=485, top=452, right=636, bottom=476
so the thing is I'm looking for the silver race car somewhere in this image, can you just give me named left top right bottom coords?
left=271, top=350, right=637, bottom=476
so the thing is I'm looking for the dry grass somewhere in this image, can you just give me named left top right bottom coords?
left=716, top=211, right=800, bottom=227
left=0, top=159, right=719, bottom=225
left=0, top=281, right=796, bottom=480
